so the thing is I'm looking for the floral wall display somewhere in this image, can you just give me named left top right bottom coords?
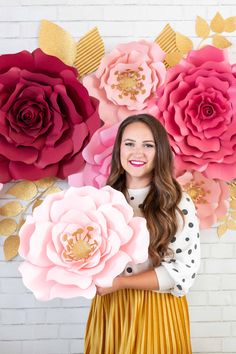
left=0, top=12, right=236, bottom=277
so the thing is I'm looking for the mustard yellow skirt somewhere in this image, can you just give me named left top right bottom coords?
left=84, top=289, right=192, bottom=354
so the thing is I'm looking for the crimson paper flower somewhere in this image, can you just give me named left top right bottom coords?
left=0, top=49, right=101, bottom=182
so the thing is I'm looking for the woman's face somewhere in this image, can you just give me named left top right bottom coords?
left=120, top=121, right=156, bottom=188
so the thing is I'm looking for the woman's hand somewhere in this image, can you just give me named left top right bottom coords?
left=96, top=277, right=124, bottom=296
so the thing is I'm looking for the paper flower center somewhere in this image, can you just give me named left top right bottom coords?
left=62, top=226, right=98, bottom=262
left=183, top=181, right=210, bottom=204
left=201, top=104, right=214, bottom=117
left=111, top=68, right=146, bottom=101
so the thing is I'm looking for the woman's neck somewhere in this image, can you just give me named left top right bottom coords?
left=125, top=175, right=151, bottom=189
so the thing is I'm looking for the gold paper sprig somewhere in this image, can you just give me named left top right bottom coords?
left=196, top=13, right=236, bottom=49
left=155, top=24, right=193, bottom=69
left=217, top=182, right=236, bottom=237
left=0, top=178, right=62, bottom=261
left=39, top=20, right=105, bottom=78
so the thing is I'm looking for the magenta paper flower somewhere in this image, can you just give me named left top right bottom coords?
left=83, top=40, right=166, bottom=123
left=177, top=171, right=229, bottom=229
left=18, top=186, right=149, bottom=300
left=69, top=123, right=119, bottom=188
left=150, top=45, right=236, bottom=181
left=0, top=49, right=101, bottom=182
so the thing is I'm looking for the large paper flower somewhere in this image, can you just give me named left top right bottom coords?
left=18, top=186, right=149, bottom=300
left=0, top=48, right=101, bottom=182
left=68, top=123, right=119, bottom=188
left=177, top=171, right=229, bottom=229
left=83, top=40, right=166, bottom=123
left=150, top=45, right=236, bottom=181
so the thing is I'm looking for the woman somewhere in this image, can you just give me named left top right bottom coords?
left=85, top=114, right=200, bottom=354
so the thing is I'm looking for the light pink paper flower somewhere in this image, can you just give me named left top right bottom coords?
left=150, top=45, right=236, bottom=181
left=177, top=171, right=229, bottom=229
left=18, top=186, right=149, bottom=300
left=68, top=123, right=119, bottom=188
left=0, top=183, right=3, bottom=191
left=83, top=40, right=166, bottom=123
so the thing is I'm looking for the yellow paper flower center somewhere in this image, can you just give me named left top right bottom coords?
left=183, top=181, right=210, bottom=205
left=62, top=226, right=98, bottom=262
left=111, top=67, right=146, bottom=101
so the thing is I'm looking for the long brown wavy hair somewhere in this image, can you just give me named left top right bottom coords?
left=106, top=114, right=183, bottom=267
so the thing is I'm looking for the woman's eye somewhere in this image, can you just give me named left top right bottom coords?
left=144, top=144, right=154, bottom=148
left=124, top=142, right=134, bottom=147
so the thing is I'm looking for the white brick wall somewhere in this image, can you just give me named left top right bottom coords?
left=0, top=1, right=236, bottom=353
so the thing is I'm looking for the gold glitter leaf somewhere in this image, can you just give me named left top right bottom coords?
left=34, top=177, right=56, bottom=189
left=39, top=20, right=76, bottom=66
left=212, top=34, right=232, bottom=49
left=176, top=32, right=193, bottom=54
left=210, top=12, right=225, bottom=33
left=4, top=235, right=20, bottom=261
left=0, top=201, right=23, bottom=217
left=217, top=223, right=227, bottom=237
left=227, top=219, right=236, bottom=230
left=231, top=211, right=236, bottom=220
left=164, top=52, right=183, bottom=68
left=32, top=199, right=43, bottom=211
left=224, top=16, right=236, bottom=32
left=230, top=199, right=236, bottom=209
left=74, top=27, right=105, bottom=78
left=0, top=219, right=17, bottom=236
left=217, top=215, right=228, bottom=223
left=44, top=186, right=62, bottom=195
left=229, top=183, right=236, bottom=197
left=7, top=181, right=38, bottom=201
left=195, top=16, right=210, bottom=38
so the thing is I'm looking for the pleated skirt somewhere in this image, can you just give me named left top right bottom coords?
left=84, top=289, right=192, bottom=354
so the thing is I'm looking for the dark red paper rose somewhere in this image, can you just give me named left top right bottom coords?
left=0, top=49, right=101, bottom=182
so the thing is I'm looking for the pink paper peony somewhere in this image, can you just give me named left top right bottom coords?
left=0, top=49, right=101, bottom=182
left=18, top=186, right=149, bottom=300
left=68, top=123, right=119, bottom=188
left=177, top=171, right=229, bottom=229
left=151, top=45, right=236, bottom=181
left=83, top=40, right=166, bottom=123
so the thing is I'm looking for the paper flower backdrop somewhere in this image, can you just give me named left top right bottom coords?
left=18, top=185, right=149, bottom=300
left=1, top=11, right=236, bottom=263
left=0, top=48, right=101, bottom=183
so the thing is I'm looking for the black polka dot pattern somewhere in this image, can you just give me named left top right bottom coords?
left=171, top=237, right=176, bottom=243
left=126, top=267, right=132, bottom=273
left=188, top=222, right=194, bottom=228
left=177, top=284, right=182, bottom=290
left=185, top=237, right=190, bottom=241
left=176, top=248, right=182, bottom=253
left=182, top=209, right=188, bottom=215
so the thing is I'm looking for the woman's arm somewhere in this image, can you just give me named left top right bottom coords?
left=97, top=269, right=159, bottom=296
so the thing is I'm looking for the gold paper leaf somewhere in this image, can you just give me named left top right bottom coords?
left=210, top=12, right=225, bottom=33
left=212, top=34, right=232, bottom=48
left=44, top=186, right=62, bottom=195
left=155, top=24, right=177, bottom=53
left=0, top=201, right=23, bottom=217
left=227, top=219, right=236, bottom=230
left=7, top=181, right=38, bottom=201
left=0, top=219, right=17, bottom=236
left=18, top=218, right=25, bottom=230
left=217, top=223, right=228, bottom=237
left=39, top=20, right=76, bottom=66
left=164, top=52, right=183, bottom=68
left=4, top=235, right=20, bottom=261
left=230, top=199, right=236, bottom=209
left=230, top=211, right=236, bottom=219
left=195, top=16, right=210, bottom=38
left=229, top=183, right=236, bottom=197
left=32, top=199, right=43, bottom=211
left=224, top=16, right=236, bottom=32
left=176, top=32, right=193, bottom=54
left=217, top=215, right=228, bottom=223
left=34, top=177, right=56, bottom=189
left=74, top=27, right=105, bottom=78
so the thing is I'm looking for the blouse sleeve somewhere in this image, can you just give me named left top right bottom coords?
left=154, top=193, right=200, bottom=297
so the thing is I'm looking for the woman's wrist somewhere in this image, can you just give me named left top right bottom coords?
left=113, top=276, right=126, bottom=291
